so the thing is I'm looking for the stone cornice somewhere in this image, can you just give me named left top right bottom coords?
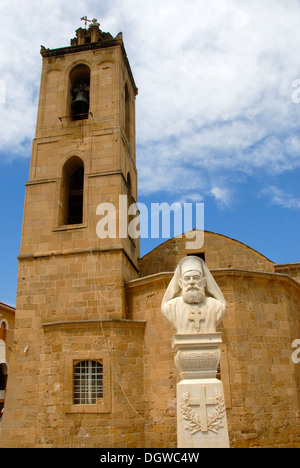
left=18, top=245, right=139, bottom=273
left=42, top=318, right=146, bottom=330
left=40, top=33, right=138, bottom=96
left=125, top=268, right=300, bottom=291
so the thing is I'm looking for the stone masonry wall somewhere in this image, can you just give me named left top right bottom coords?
left=126, top=269, right=300, bottom=448
left=0, top=250, right=144, bottom=448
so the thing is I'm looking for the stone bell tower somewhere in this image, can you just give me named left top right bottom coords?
left=1, top=20, right=146, bottom=448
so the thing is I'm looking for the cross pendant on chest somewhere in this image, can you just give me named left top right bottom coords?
left=188, top=306, right=205, bottom=332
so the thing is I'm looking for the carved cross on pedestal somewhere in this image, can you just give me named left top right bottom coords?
left=188, top=306, right=205, bottom=332
left=189, top=386, right=218, bottom=433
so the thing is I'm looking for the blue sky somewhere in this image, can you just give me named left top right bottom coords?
left=0, top=0, right=300, bottom=306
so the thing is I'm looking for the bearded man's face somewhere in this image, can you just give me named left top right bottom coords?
left=179, top=270, right=207, bottom=304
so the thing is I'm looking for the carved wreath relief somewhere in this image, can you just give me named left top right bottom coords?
left=181, top=391, right=226, bottom=435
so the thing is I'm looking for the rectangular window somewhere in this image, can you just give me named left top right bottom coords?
left=74, top=360, right=103, bottom=405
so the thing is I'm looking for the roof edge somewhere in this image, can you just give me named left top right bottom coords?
left=139, top=230, right=274, bottom=265
left=0, top=302, right=16, bottom=313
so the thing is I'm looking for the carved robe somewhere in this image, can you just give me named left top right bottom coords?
left=162, top=296, right=224, bottom=334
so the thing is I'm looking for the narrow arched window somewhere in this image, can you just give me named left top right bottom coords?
left=127, top=173, right=133, bottom=210
left=73, top=361, right=103, bottom=405
left=58, top=157, right=84, bottom=226
left=69, top=64, right=90, bottom=121
left=127, top=173, right=134, bottom=232
left=0, top=364, right=8, bottom=392
left=125, top=83, right=130, bottom=139
left=67, top=166, right=84, bottom=225
left=0, top=322, right=7, bottom=342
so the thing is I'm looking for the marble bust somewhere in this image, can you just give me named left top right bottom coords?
left=161, top=256, right=226, bottom=334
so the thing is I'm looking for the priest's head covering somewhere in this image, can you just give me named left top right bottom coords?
left=179, top=256, right=204, bottom=276
left=162, top=256, right=226, bottom=306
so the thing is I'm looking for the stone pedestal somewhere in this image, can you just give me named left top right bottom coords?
left=172, top=333, right=230, bottom=448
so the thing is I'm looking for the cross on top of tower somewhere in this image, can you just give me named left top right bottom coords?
left=61, top=19, right=125, bottom=57
left=90, top=18, right=100, bottom=28
left=81, top=16, right=91, bottom=28
left=69, top=17, right=106, bottom=48
left=81, top=16, right=100, bottom=29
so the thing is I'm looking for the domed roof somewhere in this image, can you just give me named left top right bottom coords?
left=138, top=230, right=274, bottom=277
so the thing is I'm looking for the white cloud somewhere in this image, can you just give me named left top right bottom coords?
left=130, top=0, right=300, bottom=199
left=260, top=186, right=300, bottom=210
left=210, top=186, right=233, bottom=209
left=1, top=0, right=300, bottom=208
left=0, top=0, right=100, bottom=157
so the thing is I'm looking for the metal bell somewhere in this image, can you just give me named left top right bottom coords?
left=71, top=90, right=89, bottom=118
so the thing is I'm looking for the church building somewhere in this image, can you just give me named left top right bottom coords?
left=0, top=21, right=299, bottom=448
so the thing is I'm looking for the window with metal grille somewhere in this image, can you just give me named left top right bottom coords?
left=73, top=360, right=103, bottom=405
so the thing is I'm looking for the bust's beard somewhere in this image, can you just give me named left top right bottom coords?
left=182, top=287, right=206, bottom=304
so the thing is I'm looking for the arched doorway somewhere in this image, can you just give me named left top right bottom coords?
left=0, top=363, right=8, bottom=418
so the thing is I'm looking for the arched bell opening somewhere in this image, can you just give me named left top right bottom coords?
left=69, top=64, right=90, bottom=121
